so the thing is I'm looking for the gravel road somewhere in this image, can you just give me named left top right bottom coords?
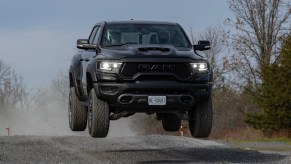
left=0, top=135, right=290, bottom=163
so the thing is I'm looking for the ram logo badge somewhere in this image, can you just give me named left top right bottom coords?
left=138, top=64, right=175, bottom=71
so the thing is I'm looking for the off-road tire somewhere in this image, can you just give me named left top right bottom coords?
left=68, top=87, right=87, bottom=131
left=189, top=97, right=213, bottom=138
left=88, top=88, right=110, bottom=138
left=162, top=113, right=181, bottom=131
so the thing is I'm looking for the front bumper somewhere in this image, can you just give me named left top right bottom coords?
left=93, top=81, right=212, bottom=111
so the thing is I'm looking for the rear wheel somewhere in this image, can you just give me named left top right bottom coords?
left=188, top=97, right=213, bottom=138
left=88, top=88, right=110, bottom=138
left=68, top=87, right=87, bottom=131
left=162, top=113, right=181, bottom=131
left=156, top=113, right=162, bottom=120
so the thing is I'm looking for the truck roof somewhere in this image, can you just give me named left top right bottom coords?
left=95, top=20, right=178, bottom=26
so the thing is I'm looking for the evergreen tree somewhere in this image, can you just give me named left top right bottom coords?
left=245, top=35, right=291, bottom=136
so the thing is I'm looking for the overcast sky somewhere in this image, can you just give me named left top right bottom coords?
left=0, top=0, right=232, bottom=88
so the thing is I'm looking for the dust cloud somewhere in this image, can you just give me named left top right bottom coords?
left=0, top=93, right=138, bottom=137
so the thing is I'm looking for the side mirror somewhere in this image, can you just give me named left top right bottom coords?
left=193, top=40, right=211, bottom=51
left=76, top=39, right=96, bottom=50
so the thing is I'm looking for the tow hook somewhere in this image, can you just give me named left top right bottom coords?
left=110, top=111, right=129, bottom=120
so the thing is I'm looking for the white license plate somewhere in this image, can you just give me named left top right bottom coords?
left=148, top=96, right=166, bottom=105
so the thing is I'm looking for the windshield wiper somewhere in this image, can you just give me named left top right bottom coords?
left=102, top=43, right=128, bottom=47
left=102, top=42, right=140, bottom=47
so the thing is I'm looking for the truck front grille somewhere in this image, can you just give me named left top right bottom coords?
left=120, top=63, right=191, bottom=79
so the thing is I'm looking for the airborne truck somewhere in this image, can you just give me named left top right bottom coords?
left=69, top=20, right=213, bottom=138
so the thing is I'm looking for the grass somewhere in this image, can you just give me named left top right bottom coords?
left=228, top=137, right=291, bottom=145
left=239, top=146, right=291, bottom=152
left=225, top=137, right=291, bottom=153
left=209, top=127, right=291, bottom=153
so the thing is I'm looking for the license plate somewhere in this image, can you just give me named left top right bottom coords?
left=148, top=96, right=166, bottom=105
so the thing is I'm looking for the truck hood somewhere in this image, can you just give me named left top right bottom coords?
left=97, top=44, right=205, bottom=60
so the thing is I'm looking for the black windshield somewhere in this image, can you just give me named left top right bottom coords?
left=101, top=24, right=191, bottom=48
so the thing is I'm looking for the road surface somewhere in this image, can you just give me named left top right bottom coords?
left=0, top=135, right=290, bottom=163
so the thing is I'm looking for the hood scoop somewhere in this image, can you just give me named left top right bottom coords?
left=138, top=47, right=170, bottom=52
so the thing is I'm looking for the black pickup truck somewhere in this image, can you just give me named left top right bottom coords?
left=69, top=20, right=213, bottom=138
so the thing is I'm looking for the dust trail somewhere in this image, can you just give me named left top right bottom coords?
left=0, top=96, right=138, bottom=137
left=0, top=100, right=79, bottom=136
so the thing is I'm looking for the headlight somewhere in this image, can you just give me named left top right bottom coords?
left=98, top=62, right=122, bottom=71
left=190, top=63, right=208, bottom=72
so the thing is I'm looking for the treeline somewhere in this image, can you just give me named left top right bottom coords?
left=0, top=59, right=67, bottom=115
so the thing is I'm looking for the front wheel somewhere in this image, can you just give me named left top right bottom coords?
left=88, top=88, right=110, bottom=138
left=188, top=97, right=213, bottom=138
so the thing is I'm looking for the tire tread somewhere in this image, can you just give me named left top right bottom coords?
left=69, top=87, right=87, bottom=131
left=189, top=97, right=213, bottom=138
left=89, top=89, right=110, bottom=138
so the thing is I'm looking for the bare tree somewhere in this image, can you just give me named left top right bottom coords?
left=51, top=71, right=69, bottom=105
left=226, top=0, right=291, bottom=91
left=0, top=60, right=26, bottom=111
left=192, top=26, right=229, bottom=90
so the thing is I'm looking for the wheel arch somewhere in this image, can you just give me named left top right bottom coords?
left=69, top=69, right=81, bottom=99
left=86, top=72, right=93, bottom=95
left=69, top=72, right=74, bottom=88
